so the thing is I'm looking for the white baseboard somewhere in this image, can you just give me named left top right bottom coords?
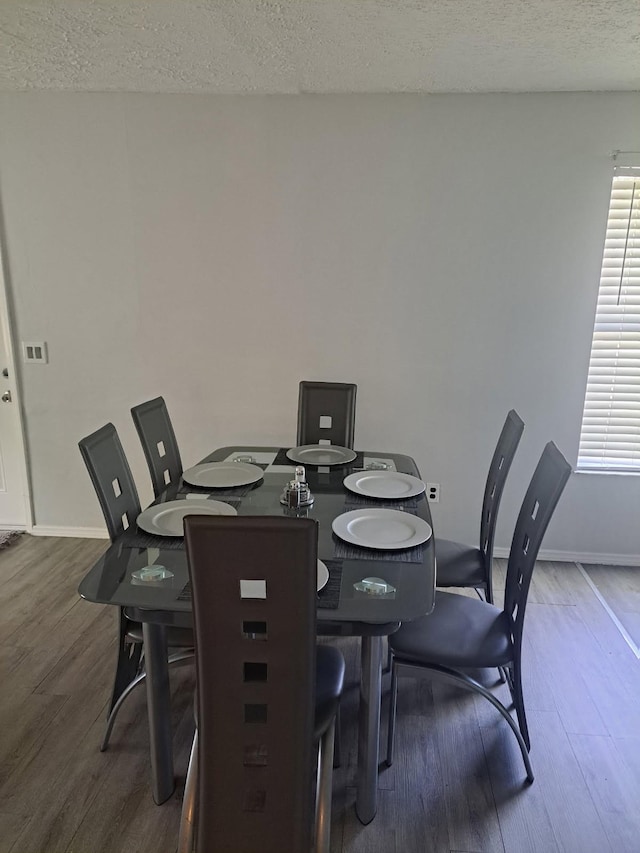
left=30, top=525, right=109, bottom=539
left=493, top=547, right=640, bottom=567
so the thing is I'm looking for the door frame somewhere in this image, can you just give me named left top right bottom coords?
left=0, top=234, right=33, bottom=530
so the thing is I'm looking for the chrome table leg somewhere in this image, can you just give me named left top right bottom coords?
left=356, top=634, right=383, bottom=824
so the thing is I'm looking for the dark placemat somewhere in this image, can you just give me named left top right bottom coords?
left=317, top=559, right=343, bottom=609
left=333, top=537, right=425, bottom=563
left=121, top=528, right=185, bottom=551
left=272, top=447, right=298, bottom=467
left=333, top=496, right=426, bottom=563
left=178, top=560, right=343, bottom=609
left=344, top=494, right=419, bottom=511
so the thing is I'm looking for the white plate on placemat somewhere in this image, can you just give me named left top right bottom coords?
left=343, top=471, right=425, bottom=499
left=181, top=462, right=264, bottom=488
left=137, top=499, right=237, bottom=537
left=332, top=508, right=432, bottom=550
left=286, top=445, right=357, bottom=466
left=317, top=559, right=329, bottom=592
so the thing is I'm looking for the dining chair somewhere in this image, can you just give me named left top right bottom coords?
left=178, top=516, right=345, bottom=853
left=79, top=422, right=194, bottom=750
left=296, top=381, right=357, bottom=448
left=386, top=441, right=571, bottom=782
left=436, top=409, right=525, bottom=604
left=131, top=396, right=183, bottom=498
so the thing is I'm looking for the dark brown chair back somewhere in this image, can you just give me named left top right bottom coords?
left=184, top=515, right=319, bottom=853
left=296, top=381, right=357, bottom=448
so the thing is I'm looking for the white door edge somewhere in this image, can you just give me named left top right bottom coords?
left=0, top=239, right=33, bottom=529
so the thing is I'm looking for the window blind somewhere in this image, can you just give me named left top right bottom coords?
left=578, top=168, right=640, bottom=472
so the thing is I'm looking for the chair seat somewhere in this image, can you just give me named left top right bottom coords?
left=389, top=590, right=513, bottom=669
left=435, top=538, right=487, bottom=587
left=126, top=621, right=194, bottom=648
left=314, top=645, right=345, bottom=740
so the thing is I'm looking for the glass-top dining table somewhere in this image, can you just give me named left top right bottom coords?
left=78, top=445, right=436, bottom=825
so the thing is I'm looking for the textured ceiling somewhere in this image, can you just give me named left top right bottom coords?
left=0, top=0, right=638, bottom=94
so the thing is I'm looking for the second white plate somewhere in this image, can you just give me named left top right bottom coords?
left=343, top=471, right=425, bottom=499
left=332, top=508, right=432, bottom=550
left=317, top=559, right=329, bottom=592
left=181, top=461, right=264, bottom=488
left=137, top=499, right=237, bottom=537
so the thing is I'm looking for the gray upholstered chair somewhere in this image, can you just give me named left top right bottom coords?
left=131, top=396, right=183, bottom=498
left=296, top=381, right=357, bottom=448
left=436, top=409, right=524, bottom=604
left=387, top=442, right=571, bottom=782
left=79, top=423, right=193, bottom=750
left=178, top=516, right=344, bottom=853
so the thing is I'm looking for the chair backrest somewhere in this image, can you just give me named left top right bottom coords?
left=184, top=516, right=318, bottom=853
left=79, top=423, right=141, bottom=542
left=131, top=397, right=183, bottom=498
left=504, top=441, right=571, bottom=650
left=479, top=410, right=525, bottom=568
left=296, top=381, right=357, bottom=448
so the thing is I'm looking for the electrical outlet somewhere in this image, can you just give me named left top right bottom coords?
left=22, top=341, right=48, bottom=364
left=426, top=483, right=440, bottom=503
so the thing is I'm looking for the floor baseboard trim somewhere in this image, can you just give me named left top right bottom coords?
left=31, top=525, right=109, bottom=539
left=493, top=547, right=640, bottom=566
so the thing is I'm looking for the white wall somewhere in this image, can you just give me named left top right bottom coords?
left=0, top=92, right=638, bottom=559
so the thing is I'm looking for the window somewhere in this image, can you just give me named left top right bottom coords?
left=578, top=167, right=640, bottom=472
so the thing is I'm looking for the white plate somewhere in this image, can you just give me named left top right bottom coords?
left=286, top=445, right=357, bottom=466
left=332, top=508, right=432, bottom=550
left=137, top=499, right=237, bottom=537
left=181, top=462, right=264, bottom=488
left=343, top=471, right=426, bottom=499
left=317, top=559, right=329, bottom=592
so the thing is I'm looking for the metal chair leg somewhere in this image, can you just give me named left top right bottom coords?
left=315, top=718, right=336, bottom=853
left=393, top=661, right=534, bottom=783
left=101, top=669, right=147, bottom=751
left=108, top=621, right=143, bottom=717
left=101, top=649, right=194, bottom=751
left=177, top=729, right=198, bottom=853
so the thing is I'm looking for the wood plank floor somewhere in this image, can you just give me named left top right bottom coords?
left=0, top=536, right=639, bottom=853
left=582, top=563, right=640, bottom=647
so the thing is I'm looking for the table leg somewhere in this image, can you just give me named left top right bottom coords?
left=142, top=622, right=175, bottom=804
left=356, top=634, right=383, bottom=825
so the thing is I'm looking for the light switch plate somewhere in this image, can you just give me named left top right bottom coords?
left=22, top=341, right=48, bottom=364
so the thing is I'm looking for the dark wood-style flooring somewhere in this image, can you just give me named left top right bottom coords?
left=0, top=535, right=639, bottom=852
